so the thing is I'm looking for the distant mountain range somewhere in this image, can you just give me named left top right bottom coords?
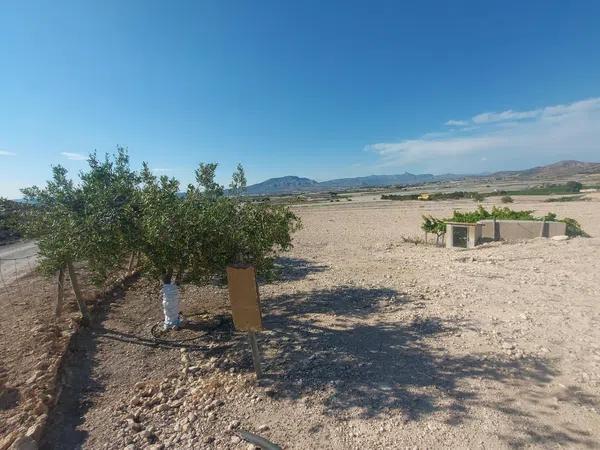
left=486, top=160, right=600, bottom=179
left=242, top=160, right=600, bottom=195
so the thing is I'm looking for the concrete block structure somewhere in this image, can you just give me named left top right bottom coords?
left=479, top=220, right=566, bottom=241
left=445, top=222, right=483, bottom=248
left=446, top=219, right=567, bottom=249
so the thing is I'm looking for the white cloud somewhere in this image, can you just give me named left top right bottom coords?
left=445, top=119, right=468, bottom=126
left=367, top=97, right=600, bottom=170
left=60, top=152, right=88, bottom=161
left=0, top=150, right=16, bottom=156
left=472, top=109, right=540, bottom=124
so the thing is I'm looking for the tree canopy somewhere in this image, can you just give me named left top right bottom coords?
left=22, top=150, right=302, bottom=286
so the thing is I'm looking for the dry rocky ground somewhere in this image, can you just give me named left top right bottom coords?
left=3, top=193, right=600, bottom=449
left=0, top=267, right=96, bottom=450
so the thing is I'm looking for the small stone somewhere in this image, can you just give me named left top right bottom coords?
left=173, top=387, right=186, bottom=399
left=257, top=424, right=269, bottom=432
left=127, top=419, right=143, bottom=433
left=156, top=403, right=170, bottom=412
left=204, top=436, right=215, bottom=444
left=231, top=435, right=241, bottom=444
left=228, top=420, right=241, bottom=430
left=25, top=373, right=39, bottom=385
left=140, top=429, right=154, bottom=441
left=25, top=421, right=45, bottom=441
left=8, top=436, right=38, bottom=450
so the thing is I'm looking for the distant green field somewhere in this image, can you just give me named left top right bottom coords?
left=381, top=181, right=588, bottom=202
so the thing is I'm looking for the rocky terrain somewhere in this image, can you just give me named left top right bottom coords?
left=2, top=193, right=600, bottom=449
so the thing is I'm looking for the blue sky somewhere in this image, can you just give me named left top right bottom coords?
left=1, top=1, right=600, bottom=198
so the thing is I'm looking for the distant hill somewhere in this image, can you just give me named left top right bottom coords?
left=486, top=160, right=600, bottom=179
left=243, top=172, right=461, bottom=195
left=242, top=160, right=600, bottom=195
left=243, top=176, right=319, bottom=195
left=318, top=173, right=436, bottom=189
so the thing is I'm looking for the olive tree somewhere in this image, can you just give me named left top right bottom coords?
left=22, top=166, right=90, bottom=322
left=229, top=163, right=247, bottom=195
left=79, top=149, right=141, bottom=283
left=24, top=155, right=301, bottom=330
left=22, top=150, right=140, bottom=322
left=139, top=162, right=301, bottom=329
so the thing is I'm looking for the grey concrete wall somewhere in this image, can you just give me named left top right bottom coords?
left=479, top=220, right=566, bottom=241
left=446, top=223, right=483, bottom=248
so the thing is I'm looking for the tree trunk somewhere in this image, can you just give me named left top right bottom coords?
left=67, top=261, right=90, bottom=325
left=127, top=253, right=135, bottom=275
left=55, top=268, right=65, bottom=318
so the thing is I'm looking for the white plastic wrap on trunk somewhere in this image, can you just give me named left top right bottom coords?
left=162, top=283, right=180, bottom=329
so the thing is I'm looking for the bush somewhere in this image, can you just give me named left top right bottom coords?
left=545, top=195, right=585, bottom=202
left=501, top=195, right=514, bottom=203
left=448, top=206, right=537, bottom=223
left=563, top=217, right=589, bottom=237
left=421, top=215, right=446, bottom=245
left=565, top=181, right=583, bottom=193
left=382, top=191, right=487, bottom=202
left=471, top=192, right=485, bottom=202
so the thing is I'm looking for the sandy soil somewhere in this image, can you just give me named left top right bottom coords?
left=40, top=194, right=600, bottom=449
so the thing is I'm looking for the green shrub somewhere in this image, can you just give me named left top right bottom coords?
left=563, top=217, right=589, bottom=237
left=471, top=192, right=485, bottom=202
left=565, top=181, right=583, bottom=193
left=501, top=195, right=514, bottom=203
left=421, top=215, right=446, bottom=245
left=545, top=195, right=585, bottom=202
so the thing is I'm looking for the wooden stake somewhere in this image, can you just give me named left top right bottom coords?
left=67, top=261, right=90, bottom=325
left=127, top=253, right=135, bottom=275
left=247, top=331, right=262, bottom=379
left=55, top=268, right=65, bottom=318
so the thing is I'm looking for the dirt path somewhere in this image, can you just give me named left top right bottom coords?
left=42, top=196, right=600, bottom=449
left=0, top=240, right=37, bottom=285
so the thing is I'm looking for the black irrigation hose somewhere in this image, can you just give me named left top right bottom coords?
left=238, top=430, right=282, bottom=450
left=149, top=312, right=233, bottom=344
left=150, top=313, right=206, bottom=344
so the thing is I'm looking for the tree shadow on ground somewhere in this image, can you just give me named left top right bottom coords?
left=271, top=257, right=329, bottom=282
left=40, top=274, right=140, bottom=450
left=250, top=285, right=597, bottom=448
